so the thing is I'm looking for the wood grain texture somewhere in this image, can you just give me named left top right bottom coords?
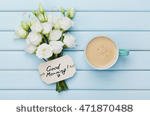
left=0, top=51, right=149, bottom=70
left=0, top=0, right=149, bottom=99
left=0, top=71, right=149, bottom=90
left=1, top=31, right=150, bottom=50
left=0, top=90, right=150, bottom=100
left=0, top=0, right=150, bottom=11
left=1, top=12, right=150, bottom=30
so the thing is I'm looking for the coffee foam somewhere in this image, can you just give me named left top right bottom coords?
left=86, top=36, right=118, bottom=68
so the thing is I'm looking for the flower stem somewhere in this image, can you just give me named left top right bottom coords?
left=56, top=80, right=68, bottom=93
left=54, top=53, right=69, bottom=93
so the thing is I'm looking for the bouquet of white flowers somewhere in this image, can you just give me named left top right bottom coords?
left=15, top=4, right=76, bottom=92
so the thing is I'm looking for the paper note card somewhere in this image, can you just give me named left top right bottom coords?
left=38, top=55, right=76, bottom=84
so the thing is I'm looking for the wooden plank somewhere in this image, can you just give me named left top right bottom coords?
left=0, top=71, right=150, bottom=89
left=1, top=12, right=150, bottom=30
left=1, top=31, right=150, bottom=50
left=0, top=51, right=149, bottom=70
left=0, top=0, right=150, bottom=11
left=0, top=90, right=149, bottom=99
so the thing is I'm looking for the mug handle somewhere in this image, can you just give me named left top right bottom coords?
left=119, top=49, right=129, bottom=56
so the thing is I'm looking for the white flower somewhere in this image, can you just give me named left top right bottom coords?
left=47, top=14, right=54, bottom=24
left=52, top=16, right=61, bottom=24
left=53, top=23, right=61, bottom=29
left=49, top=41, right=64, bottom=54
left=15, top=27, right=28, bottom=39
left=36, top=43, right=53, bottom=59
left=25, top=44, right=37, bottom=54
left=63, top=33, right=76, bottom=48
left=26, top=38, right=31, bottom=45
left=31, top=21, right=43, bottom=33
left=59, top=17, right=73, bottom=30
left=27, top=32, right=42, bottom=46
left=50, top=41, right=64, bottom=47
left=49, top=30, right=62, bottom=41
left=53, top=16, right=62, bottom=29
left=48, top=14, right=61, bottom=28
left=51, top=44, right=63, bottom=54
left=42, top=22, right=52, bottom=34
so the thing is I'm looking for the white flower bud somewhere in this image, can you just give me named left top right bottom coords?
left=59, top=7, right=65, bottom=15
left=63, top=33, right=76, bottom=48
left=49, top=30, right=62, bottom=41
left=32, top=10, right=38, bottom=16
left=25, top=44, right=37, bottom=54
left=38, top=14, right=45, bottom=22
left=44, top=14, right=48, bottom=22
left=15, top=27, right=28, bottom=39
left=39, top=4, right=45, bottom=14
left=66, top=8, right=75, bottom=19
left=27, top=32, right=42, bottom=46
left=36, top=43, right=53, bottom=59
left=21, top=21, right=30, bottom=31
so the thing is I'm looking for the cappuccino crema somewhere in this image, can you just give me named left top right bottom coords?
left=85, top=36, right=118, bottom=68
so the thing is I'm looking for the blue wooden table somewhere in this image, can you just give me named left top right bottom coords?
left=0, top=0, right=150, bottom=99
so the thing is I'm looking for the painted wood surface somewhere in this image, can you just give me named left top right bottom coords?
left=0, top=51, right=149, bottom=70
left=1, top=12, right=150, bottom=31
left=1, top=31, right=150, bottom=50
left=0, top=71, right=150, bottom=90
left=0, top=0, right=149, bottom=99
left=0, top=90, right=150, bottom=100
left=0, top=0, right=150, bottom=11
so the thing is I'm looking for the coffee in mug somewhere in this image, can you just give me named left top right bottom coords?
left=85, top=36, right=129, bottom=70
